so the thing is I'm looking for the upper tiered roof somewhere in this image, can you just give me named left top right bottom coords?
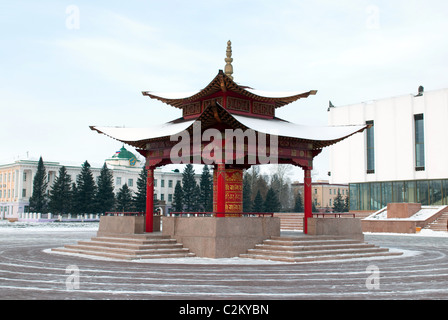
left=142, top=41, right=316, bottom=120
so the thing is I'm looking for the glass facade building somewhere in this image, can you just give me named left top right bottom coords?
left=350, top=179, right=448, bottom=211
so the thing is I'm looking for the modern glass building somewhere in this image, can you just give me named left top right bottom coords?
left=328, top=87, right=448, bottom=211
left=349, top=179, right=448, bottom=211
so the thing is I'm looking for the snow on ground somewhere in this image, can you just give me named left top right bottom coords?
left=2, top=220, right=445, bottom=265
left=365, top=205, right=447, bottom=221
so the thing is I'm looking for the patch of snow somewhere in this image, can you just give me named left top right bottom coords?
left=364, top=205, right=447, bottom=221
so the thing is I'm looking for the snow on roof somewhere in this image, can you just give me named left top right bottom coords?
left=90, top=120, right=194, bottom=143
left=245, top=89, right=315, bottom=99
left=91, top=115, right=365, bottom=147
left=233, top=115, right=366, bottom=142
left=141, top=91, right=200, bottom=100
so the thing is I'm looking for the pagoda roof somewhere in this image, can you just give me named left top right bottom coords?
left=142, top=70, right=317, bottom=109
left=90, top=102, right=366, bottom=151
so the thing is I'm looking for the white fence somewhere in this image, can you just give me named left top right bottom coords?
left=18, top=212, right=100, bottom=221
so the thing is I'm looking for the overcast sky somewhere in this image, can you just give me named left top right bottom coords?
left=1, top=1, right=447, bottom=181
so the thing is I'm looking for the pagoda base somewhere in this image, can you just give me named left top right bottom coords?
left=306, top=217, right=364, bottom=241
left=162, top=216, right=280, bottom=258
left=97, top=215, right=161, bottom=237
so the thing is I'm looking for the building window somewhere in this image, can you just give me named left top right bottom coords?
left=168, top=180, right=173, bottom=188
left=414, top=114, right=425, bottom=170
left=161, top=179, right=165, bottom=188
left=22, top=189, right=26, bottom=197
left=160, top=194, right=165, bottom=201
left=116, top=177, right=122, bottom=186
left=128, top=179, right=133, bottom=187
left=168, top=194, right=173, bottom=202
left=366, top=120, right=375, bottom=174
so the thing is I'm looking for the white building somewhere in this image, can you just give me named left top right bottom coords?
left=0, top=146, right=200, bottom=219
left=328, top=87, right=448, bottom=211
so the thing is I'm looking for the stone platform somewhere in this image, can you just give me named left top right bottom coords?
left=162, top=216, right=281, bottom=258
left=96, top=215, right=160, bottom=237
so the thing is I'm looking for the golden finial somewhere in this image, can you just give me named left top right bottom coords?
left=224, top=40, right=233, bottom=80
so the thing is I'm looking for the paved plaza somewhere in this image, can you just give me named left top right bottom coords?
left=1, top=222, right=448, bottom=300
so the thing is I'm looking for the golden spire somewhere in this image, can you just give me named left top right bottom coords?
left=224, top=40, right=234, bottom=80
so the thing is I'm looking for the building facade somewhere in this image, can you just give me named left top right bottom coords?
left=0, top=146, right=199, bottom=219
left=328, top=87, right=448, bottom=211
left=291, top=180, right=348, bottom=212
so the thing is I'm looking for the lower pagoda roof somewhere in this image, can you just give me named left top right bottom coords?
left=90, top=102, right=366, bottom=151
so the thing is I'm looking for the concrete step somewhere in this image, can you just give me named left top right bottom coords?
left=51, top=233, right=196, bottom=260
left=263, top=239, right=361, bottom=247
left=240, top=250, right=403, bottom=263
left=424, top=212, right=448, bottom=232
left=247, top=246, right=388, bottom=258
left=79, top=239, right=180, bottom=249
left=255, top=242, right=376, bottom=252
left=64, top=243, right=190, bottom=256
left=240, top=235, right=402, bottom=263
left=52, top=247, right=196, bottom=260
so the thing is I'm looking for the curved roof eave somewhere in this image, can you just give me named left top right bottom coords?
left=141, top=70, right=317, bottom=109
left=90, top=103, right=367, bottom=151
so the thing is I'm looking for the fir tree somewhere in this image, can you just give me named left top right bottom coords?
left=344, top=196, right=350, bottom=212
left=70, top=182, right=79, bottom=213
left=29, top=157, right=48, bottom=213
left=133, top=167, right=147, bottom=213
left=182, top=164, right=197, bottom=212
left=96, top=163, right=115, bottom=214
left=333, top=191, right=345, bottom=213
left=242, top=173, right=253, bottom=213
left=75, top=161, right=97, bottom=213
left=252, top=190, right=264, bottom=212
left=116, top=184, right=133, bottom=212
left=294, top=192, right=304, bottom=213
left=312, top=201, right=318, bottom=213
left=263, top=187, right=281, bottom=213
left=49, top=166, right=72, bottom=214
left=199, top=165, right=213, bottom=212
left=171, top=180, right=183, bottom=212
left=192, top=184, right=202, bottom=212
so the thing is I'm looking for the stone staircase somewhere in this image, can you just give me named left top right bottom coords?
left=274, top=213, right=304, bottom=231
left=424, top=212, right=448, bottom=232
left=52, top=233, right=196, bottom=260
left=240, top=235, right=402, bottom=263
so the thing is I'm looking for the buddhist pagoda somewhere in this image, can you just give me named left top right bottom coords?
left=91, top=41, right=366, bottom=235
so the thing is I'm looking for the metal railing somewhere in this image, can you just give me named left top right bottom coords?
left=105, top=212, right=146, bottom=216
left=312, top=213, right=356, bottom=218
left=168, top=212, right=274, bottom=217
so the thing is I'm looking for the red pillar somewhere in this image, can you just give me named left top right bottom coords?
left=145, top=166, right=154, bottom=232
left=303, top=168, right=312, bottom=234
left=216, top=163, right=226, bottom=217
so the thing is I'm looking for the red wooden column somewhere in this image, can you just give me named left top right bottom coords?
left=145, top=166, right=155, bottom=232
left=216, top=163, right=226, bottom=217
left=303, top=167, right=312, bottom=234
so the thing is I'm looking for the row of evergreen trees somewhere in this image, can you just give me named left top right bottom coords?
left=29, top=157, right=349, bottom=214
left=171, top=164, right=213, bottom=212
left=29, top=157, right=148, bottom=214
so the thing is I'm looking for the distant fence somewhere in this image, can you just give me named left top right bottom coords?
left=18, top=212, right=101, bottom=221
left=168, top=212, right=274, bottom=217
